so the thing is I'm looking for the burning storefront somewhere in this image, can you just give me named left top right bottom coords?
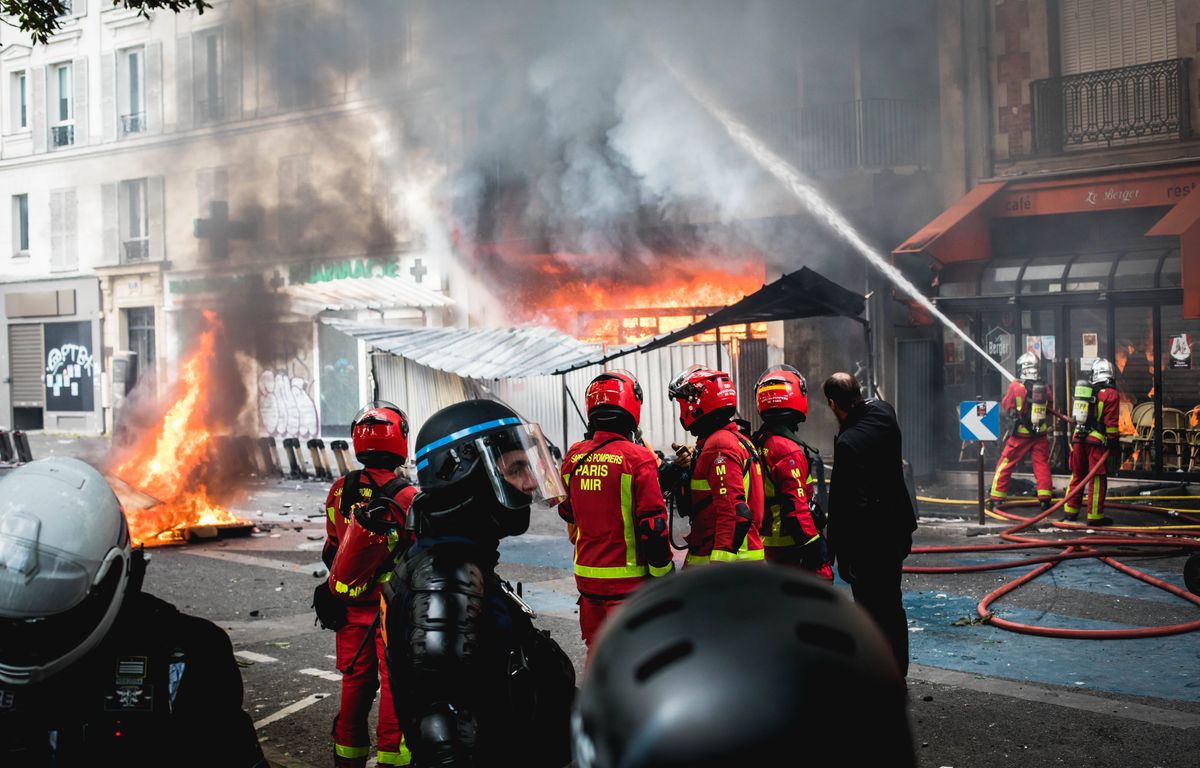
left=897, top=161, right=1200, bottom=481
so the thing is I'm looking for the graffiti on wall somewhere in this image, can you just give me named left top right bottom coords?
left=258, top=345, right=319, bottom=438
left=44, top=321, right=95, bottom=412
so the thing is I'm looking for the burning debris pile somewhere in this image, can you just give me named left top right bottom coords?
left=109, top=310, right=249, bottom=546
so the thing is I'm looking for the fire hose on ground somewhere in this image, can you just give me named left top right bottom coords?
left=906, top=413, right=1200, bottom=638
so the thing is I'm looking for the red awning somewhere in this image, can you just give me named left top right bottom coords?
left=1147, top=191, right=1200, bottom=318
left=893, top=181, right=1007, bottom=265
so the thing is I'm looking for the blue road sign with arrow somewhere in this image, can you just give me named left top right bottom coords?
left=960, top=401, right=1000, bottom=441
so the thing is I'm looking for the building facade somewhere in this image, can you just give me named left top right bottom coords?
left=0, top=1, right=456, bottom=436
left=898, top=0, right=1200, bottom=480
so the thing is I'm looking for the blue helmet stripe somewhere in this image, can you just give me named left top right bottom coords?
left=413, top=417, right=522, bottom=463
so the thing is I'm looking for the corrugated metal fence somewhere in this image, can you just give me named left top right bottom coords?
left=370, top=341, right=747, bottom=454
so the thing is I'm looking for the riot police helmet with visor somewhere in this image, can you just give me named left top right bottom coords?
left=0, top=458, right=132, bottom=686
left=413, top=399, right=567, bottom=511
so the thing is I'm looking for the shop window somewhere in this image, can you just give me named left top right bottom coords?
left=1158, top=249, right=1181, bottom=288
left=1064, top=253, right=1116, bottom=292
left=1068, top=306, right=1108, bottom=380
left=979, top=260, right=1024, bottom=295
left=1113, top=249, right=1165, bottom=290
left=1019, top=258, right=1067, bottom=294
left=1114, top=307, right=1155, bottom=471
left=1160, top=305, right=1200, bottom=472
left=937, top=261, right=983, bottom=298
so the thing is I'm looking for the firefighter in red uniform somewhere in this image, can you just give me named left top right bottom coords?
left=751, top=365, right=833, bottom=578
left=1064, top=359, right=1119, bottom=525
left=559, top=370, right=673, bottom=656
left=989, top=352, right=1055, bottom=511
left=668, top=365, right=765, bottom=565
left=318, top=402, right=416, bottom=768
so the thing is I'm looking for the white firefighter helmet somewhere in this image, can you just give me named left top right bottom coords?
left=1090, top=358, right=1115, bottom=386
left=0, top=458, right=131, bottom=685
left=1017, top=352, right=1039, bottom=381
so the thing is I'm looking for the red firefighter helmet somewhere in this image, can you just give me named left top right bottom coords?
left=755, top=364, right=808, bottom=422
left=668, top=365, right=737, bottom=431
left=586, top=369, right=643, bottom=426
left=351, top=401, right=410, bottom=466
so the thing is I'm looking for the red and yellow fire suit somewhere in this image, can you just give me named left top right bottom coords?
left=990, top=379, right=1055, bottom=503
left=323, top=469, right=417, bottom=768
left=558, top=431, right=672, bottom=654
left=685, top=423, right=765, bottom=565
left=1065, top=385, right=1119, bottom=522
left=755, top=429, right=833, bottom=578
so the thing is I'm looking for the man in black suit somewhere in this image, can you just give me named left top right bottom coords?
left=823, top=372, right=918, bottom=677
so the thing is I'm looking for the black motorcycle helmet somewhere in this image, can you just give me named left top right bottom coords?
left=572, top=564, right=914, bottom=768
left=412, top=399, right=566, bottom=538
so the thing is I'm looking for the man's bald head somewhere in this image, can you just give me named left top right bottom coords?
left=823, top=373, right=864, bottom=412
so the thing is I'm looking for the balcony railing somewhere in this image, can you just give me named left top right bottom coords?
left=765, top=98, right=933, bottom=175
left=1032, top=58, right=1192, bottom=154
left=121, top=112, right=145, bottom=136
left=50, top=124, right=74, bottom=148
left=122, top=239, right=150, bottom=263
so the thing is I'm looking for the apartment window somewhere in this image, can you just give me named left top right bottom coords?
left=51, top=62, right=73, bottom=148
left=1060, top=0, right=1177, bottom=74
left=12, top=71, right=27, bottom=130
left=120, top=178, right=149, bottom=263
left=119, top=47, right=145, bottom=136
left=195, top=30, right=222, bottom=122
left=12, top=194, right=29, bottom=255
left=58, top=0, right=74, bottom=16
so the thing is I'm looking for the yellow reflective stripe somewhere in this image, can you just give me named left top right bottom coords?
left=376, top=744, right=415, bottom=768
left=763, top=535, right=796, bottom=547
left=376, top=570, right=392, bottom=584
left=737, top=548, right=765, bottom=561
left=620, top=473, right=636, bottom=568
left=335, top=745, right=370, bottom=759
left=648, top=562, right=673, bottom=577
left=690, top=478, right=711, bottom=491
left=709, top=549, right=738, bottom=563
left=574, top=562, right=648, bottom=578
left=327, top=506, right=337, bottom=524
left=1037, top=489, right=1052, bottom=498
left=685, top=553, right=711, bottom=566
left=990, top=457, right=1009, bottom=498
left=803, top=533, right=821, bottom=546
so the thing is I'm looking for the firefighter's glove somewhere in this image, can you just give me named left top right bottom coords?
left=671, top=442, right=693, bottom=465
left=809, top=502, right=828, bottom=533
left=312, top=581, right=348, bottom=631
left=637, top=515, right=672, bottom=569
left=730, top=502, right=753, bottom=552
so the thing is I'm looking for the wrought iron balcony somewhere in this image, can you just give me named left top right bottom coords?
left=765, top=98, right=933, bottom=174
left=1032, top=58, right=1192, bottom=154
left=121, top=112, right=145, bottom=136
left=122, top=239, right=150, bottom=263
left=50, top=124, right=74, bottom=148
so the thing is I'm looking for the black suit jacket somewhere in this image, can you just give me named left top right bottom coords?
left=827, top=399, right=918, bottom=566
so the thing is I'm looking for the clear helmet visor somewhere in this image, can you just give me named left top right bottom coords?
left=476, top=422, right=567, bottom=509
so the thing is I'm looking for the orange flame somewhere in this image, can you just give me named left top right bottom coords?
left=113, top=310, right=242, bottom=546
left=510, top=256, right=768, bottom=344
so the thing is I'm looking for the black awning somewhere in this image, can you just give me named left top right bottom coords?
left=547, top=266, right=866, bottom=374
left=636, top=266, right=865, bottom=353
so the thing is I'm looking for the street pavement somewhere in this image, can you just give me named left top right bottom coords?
left=12, top=434, right=1200, bottom=767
